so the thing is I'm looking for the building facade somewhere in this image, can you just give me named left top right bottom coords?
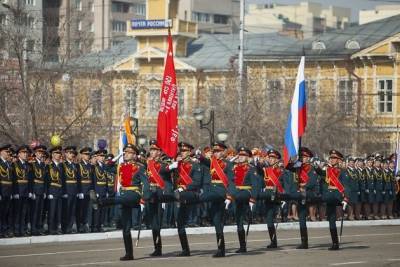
left=359, top=4, right=400, bottom=25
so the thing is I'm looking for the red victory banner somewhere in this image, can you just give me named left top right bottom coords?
left=156, top=29, right=178, bottom=158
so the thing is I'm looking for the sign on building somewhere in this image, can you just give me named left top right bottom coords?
left=131, top=19, right=172, bottom=29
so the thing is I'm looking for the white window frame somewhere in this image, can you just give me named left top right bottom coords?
left=125, top=87, right=137, bottom=117
left=148, top=88, right=160, bottom=116
left=75, top=0, right=82, bottom=11
left=91, top=89, right=102, bottom=116
left=78, top=20, right=82, bottom=31
left=377, top=78, right=393, bottom=114
left=337, top=79, right=355, bottom=115
left=25, top=0, right=35, bottom=6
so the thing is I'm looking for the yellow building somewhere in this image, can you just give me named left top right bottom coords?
left=57, top=0, right=400, bottom=157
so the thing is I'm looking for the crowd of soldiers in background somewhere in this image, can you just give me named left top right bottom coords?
left=0, top=142, right=399, bottom=238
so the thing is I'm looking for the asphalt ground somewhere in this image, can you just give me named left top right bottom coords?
left=1, top=225, right=399, bottom=267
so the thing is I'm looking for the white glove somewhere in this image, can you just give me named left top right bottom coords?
left=96, top=193, right=99, bottom=198
left=13, top=194, right=20, bottom=200
left=396, top=176, right=400, bottom=181
left=43, top=193, right=46, bottom=199
left=161, top=203, right=166, bottom=210
left=224, top=199, right=231, bottom=210
left=357, top=191, right=360, bottom=195
left=382, top=191, right=386, bottom=195
left=195, top=149, right=201, bottom=156
left=48, top=194, right=54, bottom=200
left=62, top=194, right=68, bottom=199
left=28, top=193, right=33, bottom=199
left=293, top=161, right=302, bottom=168
left=106, top=193, right=109, bottom=198
left=168, top=161, right=178, bottom=170
left=249, top=202, right=255, bottom=211
left=280, top=201, right=287, bottom=209
left=230, top=155, right=238, bottom=162
left=140, top=204, right=145, bottom=212
left=0, top=195, right=2, bottom=201
left=32, top=193, right=36, bottom=200
left=365, top=189, right=369, bottom=193
left=341, top=200, right=348, bottom=211
left=178, top=187, right=184, bottom=192
left=77, top=193, right=84, bottom=199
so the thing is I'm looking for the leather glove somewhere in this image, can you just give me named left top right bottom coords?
left=140, top=203, right=145, bottom=212
left=168, top=161, right=178, bottom=170
left=62, top=194, right=68, bottom=199
left=249, top=201, right=255, bottom=211
left=224, top=199, right=231, bottom=210
left=13, top=194, right=20, bottom=200
left=48, top=194, right=54, bottom=200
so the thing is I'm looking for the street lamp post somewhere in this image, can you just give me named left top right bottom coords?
left=216, top=130, right=229, bottom=144
left=193, top=108, right=215, bottom=146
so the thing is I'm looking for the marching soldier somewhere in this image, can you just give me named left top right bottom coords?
left=373, top=156, right=385, bottom=219
left=146, top=139, right=174, bottom=257
left=257, top=149, right=291, bottom=249
left=62, top=146, right=81, bottom=234
left=173, top=142, right=205, bottom=256
left=346, top=157, right=360, bottom=220
left=287, top=147, right=319, bottom=249
left=92, top=149, right=109, bottom=232
left=30, top=145, right=47, bottom=235
left=198, top=142, right=235, bottom=257
left=230, top=146, right=260, bottom=253
left=46, top=146, right=64, bottom=235
left=364, top=156, right=375, bottom=219
left=0, top=144, right=13, bottom=238
left=12, top=145, right=33, bottom=236
left=77, top=147, right=93, bottom=233
left=91, top=144, right=149, bottom=261
left=318, top=150, right=350, bottom=250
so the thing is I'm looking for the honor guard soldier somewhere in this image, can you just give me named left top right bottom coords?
left=257, top=149, right=291, bottom=249
left=172, top=142, right=205, bottom=257
left=146, top=139, right=174, bottom=257
left=92, top=149, right=109, bottom=232
left=373, top=156, right=385, bottom=219
left=383, top=159, right=396, bottom=219
left=198, top=142, right=235, bottom=258
left=319, top=150, right=350, bottom=250
left=287, top=147, right=319, bottom=249
left=46, top=146, right=64, bottom=235
left=91, top=144, right=149, bottom=261
left=62, top=146, right=81, bottom=233
left=346, top=157, right=360, bottom=221
left=355, top=158, right=366, bottom=220
left=364, top=156, right=375, bottom=219
left=30, top=145, right=47, bottom=235
left=77, top=147, right=93, bottom=233
left=0, top=144, right=13, bottom=237
left=230, top=146, right=260, bottom=253
left=12, top=145, right=33, bottom=236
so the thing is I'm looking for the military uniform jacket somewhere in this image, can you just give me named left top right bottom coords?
left=230, top=162, right=260, bottom=200
left=290, top=163, right=319, bottom=196
left=176, top=159, right=204, bottom=191
left=63, top=161, right=81, bottom=195
left=0, top=158, right=13, bottom=197
left=320, top=166, right=351, bottom=198
left=346, top=167, right=360, bottom=203
left=260, top=165, right=292, bottom=195
left=31, top=159, right=47, bottom=195
left=365, top=167, right=375, bottom=193
left=46, top=161, right=64, bottom=197
left=373, top=167, right=385, bottom=202
left=199, top=157, right=234, bottom=192
left=383, top=169, right=395, bottom=198
left=93, top=163, right=108, bottom=197
left=78, top=161, right=93, bottom=194
left=356, top=168, right=367, bottom=193
left=146, top=159, right=173, bottom=192
left=12, top=160, right=32, bottom=197
left=118, top=161, right=149, bottom=199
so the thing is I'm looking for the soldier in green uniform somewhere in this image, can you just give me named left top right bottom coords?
left=91, top=144, right=149, bottom=261
left=198, top=142, right=235, bottom=257
left=373, top=156, right=385, bottom=219
left=77, top=147, right=93, bottom=233
left=364, top=156, right=375, bottom=219
left=383, top=159, right=396, bottom=219
left=92, top=149, right=109, bottom=232
left=355, top=158, right=366, bottom=220
left=345, top=157, right=360, bottom=220
left=318, top=150, right=350, bottom=250
left=172, top=142, right=205, bottom=256
left=287, top=147, right=319, bottom=249
left=0, top=144, right=13, bottom=237
left=230, top=146, right=260, bottom=253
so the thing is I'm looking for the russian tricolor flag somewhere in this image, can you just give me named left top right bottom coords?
left=283, top=56, right=307, bottom=167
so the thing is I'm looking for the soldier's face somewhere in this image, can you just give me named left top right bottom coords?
left=237, top=155, right=248, bottom=163
left=329, top=157, right=339, bottom=166
left=213, top=150, right=224, bottom=159
left=0, top=150, right=10, bottom=160
left=347, top=161, right=355, bottom=168
left=98, top=155, right=105, bottom=163
left=366, top=160, right=373, bottom=167
left=389, top=162, right=395, bottom=169
left=81, top=153, right=90, bottom=162
left=35, top=151, right=45, bottom=161
left=52, top=152, right=62, bottom=161
left=66, top=151, right=75, bottom=161
left=123, top=149, right=136, bottom=161
left=374, top=161, right=381, bottom=168
left=301, top=156, right=310, bottom=164
left=149, top=149, right=160, bottom=159
left=267, top=156, right=279, bottom=166
left=179, top=150, right=190, bottom=159
left=18, top=151, right=29, bottom=161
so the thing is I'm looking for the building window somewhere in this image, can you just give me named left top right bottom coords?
left=306, top=80, right=317, bottom=113
left=112, top=40, right=123, bottom=47
left=112, top=1, right=130, bottom=13
left=0, top=14, right=6, bottom=25
left=63, top=84, right=74, bottom=113
left=148, top=89, right=160, bottom=115
left=192, top=12, right=210, bottom=23
left=209, top=86, right=224, bottom=108
left=133, top=3, right=146, bottom=16
left=178, top=89, right=184, bottom=116
left=26, top=40, right=35, bottom=52
left=91, top=89, right=102, bottom=116
left=25, top=0, right=35, bottom=5
left=214, top=14, right=228, bottom=24
left=90, top=2, right=94, bottom=12
left=377, top=79, right=393, bottom=113
left=78, top=20, right=82, bottom=31
left=125, top=88, right=137, bottom=116
left=90, top=23, right=94, bottom=32
left=266, top=79, right=282, bottom=112
left=112, top=20, right=127, bottom=32
left=75, top=0, right=82, bottom=11
left=338, top=80, right=354, bottom=115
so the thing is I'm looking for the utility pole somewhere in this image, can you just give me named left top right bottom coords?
left=238, top=0, right=245, bottom=139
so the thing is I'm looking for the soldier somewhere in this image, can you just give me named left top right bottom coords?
left=230, top=146, right=260, bottom=253
left=92, top=149, right=109, bottom=232
left=346, top=157, right=360, bottom=220
left=62, top=146, right=81, bottom=234
left=0, top=144, right=13, bottom=238
left=91, top=144, right=149, bottom=261
left=46, top=146, right=64, bottom=235
left=319, top=150, right=349, bottom=250
left=373, top=156, right=385, bottom=219
left=30, top=145, right=47, bottom=235
left=198, top=142, right=234, bottom=257
left=383, top=159, right=396, bottom=219
left=77, top=147, right=93, bottom=233
left=287, top=147, right=319, bottom=249
left=12, top=145, right=33, bottom=236
left=173, top=142, right=205, bottom=256
left=257, top=149, right=291, bottom=249
left=355, top=158, right=366, bottom=220
left=364, top=156, right=375, bottom=219
left=146, top=139, right=174, bottom=257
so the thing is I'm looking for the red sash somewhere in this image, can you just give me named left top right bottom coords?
left=119, top=163, right=139, bottom=187
left=234, top=164, right=249, bottom=186
left=299, top=164, right=311, bottom=184
left=211, top=157, right=229, bottom=188
left=148, top=160, right=166, bottom=189
left=327, top=167, right=344, bottom=193
left=178, top=162, right=193, bottom=187
left=265, top=167, right=284, bottom=193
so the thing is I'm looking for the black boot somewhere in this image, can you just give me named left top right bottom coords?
left=120, top=233, right=134, bottom=261
left=235, top=230, right=247, bottom=253
left=178, top=232, right=190, bottom=256
left=150, top=230, right=162, bottom=256
left=328, top=228, right=339, bottom=250
left=213, top=233, right=225, bottom=257
left=267, top=226, right=277, bottom=248
left=296, top=227, right=308, bottom=249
